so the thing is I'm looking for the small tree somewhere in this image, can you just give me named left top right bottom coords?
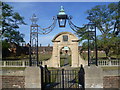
left=76, top=2, right=120, bottom=59
left=1, top=2, right=26, bottom=45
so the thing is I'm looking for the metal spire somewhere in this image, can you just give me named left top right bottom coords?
left=58, top=6, right=66, bottom=15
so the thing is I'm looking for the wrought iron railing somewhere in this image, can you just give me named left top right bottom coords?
left=40, top=65, right=85, bottom=89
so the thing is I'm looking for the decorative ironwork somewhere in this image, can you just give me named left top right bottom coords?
left=78, top=65, right=85, bottom=89
left=29, top=14, right=57, bottom=66
left=30, top=24, right=39, bottom=66
left=86, top=21, right=98, bottom=66
left=41, top=65, right=85, bottom=89
left=38, top=16, right=57, bottom=35
left=29, top=6, right=98, bottom=66
left=68, top=16, right=82, bottom=32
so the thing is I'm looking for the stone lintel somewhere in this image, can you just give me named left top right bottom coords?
left=72, top=40, right=79, bottom=42
left=52, top=40, right=60, bottom=42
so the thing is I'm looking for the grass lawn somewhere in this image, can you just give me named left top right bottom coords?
left=81, top=51, right=120, bottom=61
left=48, top=67, right=59, bottom=70
left=39, top=53, right=52, bottom=61
left=101, top=66, right=120, bottom=70
left=2, top=66, right=119, bottom=71
left=2, top=53, right=52, bottom=61
left=2, top=67, right=58, bottom=71
left=2, top=55, right=29, bottom=61
left=60, top=54, right=71, bottom=67
left=2, top=50, right=120, bottom=66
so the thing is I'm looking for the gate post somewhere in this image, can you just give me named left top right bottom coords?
left=78, top=64, right=85, bottom=89
left=84, top=65, right=103, bottom=88
left=45, top=65, right=48, bottom=84
left=40, top=66, right=44, bottom=90
left=62, top=69, right=64, bottom=90
left=25, top=67, right=42, bottom=88
left=44, top=65, right=51, bottom=87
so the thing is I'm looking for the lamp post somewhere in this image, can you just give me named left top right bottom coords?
left=87, top=21, right=98, bottom=66
left=29, top=13, right=57, bottom=66
left=30, top=14, right=39, bottom=66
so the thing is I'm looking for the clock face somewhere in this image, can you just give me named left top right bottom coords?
left=63, top=35, right=68, bottom=42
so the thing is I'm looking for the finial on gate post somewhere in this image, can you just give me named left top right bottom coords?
left=45, top=65, right=47, bottom=69
left=78, top=64, right=85, bottom=89
left=30, top=14, right=39, bottom=24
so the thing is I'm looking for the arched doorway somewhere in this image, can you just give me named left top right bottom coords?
left=60, top=46, right=71, bottom=67
left=44, top=32, right=80, bottom=67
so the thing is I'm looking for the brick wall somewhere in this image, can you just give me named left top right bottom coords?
left=2, top=76, right=25, bottom=88
left=1, top=75, right=120, bottom=88
left=103, top=76, right=120, bottom=88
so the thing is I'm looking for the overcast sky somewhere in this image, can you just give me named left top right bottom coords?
left=6, top=2, right=115, bottom=46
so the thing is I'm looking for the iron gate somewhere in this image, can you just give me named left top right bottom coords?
left=41, top=65, right=85, bottom=90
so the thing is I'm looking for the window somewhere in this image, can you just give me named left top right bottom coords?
left=63, top=35, right=68, bottom=42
